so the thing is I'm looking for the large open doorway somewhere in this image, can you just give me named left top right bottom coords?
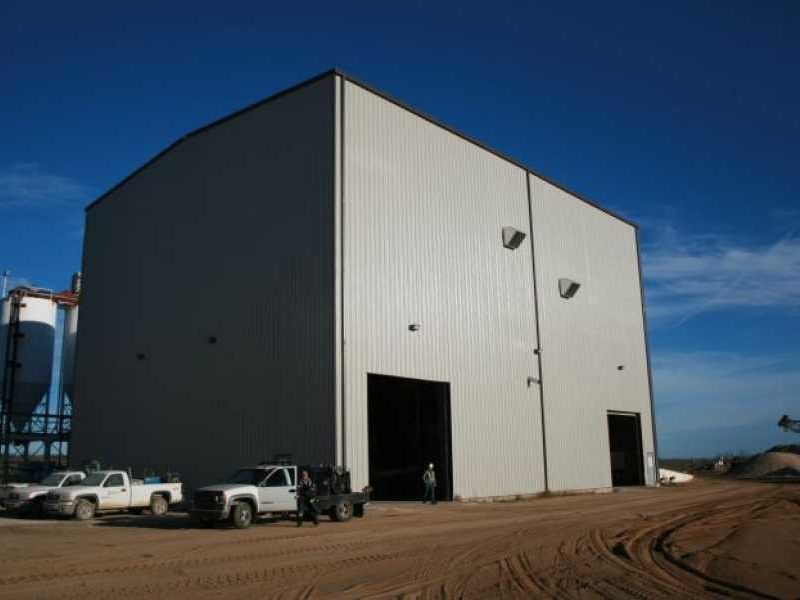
left=607, top=412, right=645, bottom=486
left=367, top=374, right=453, bottom=501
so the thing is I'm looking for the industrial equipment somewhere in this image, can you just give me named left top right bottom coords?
left=0, top=278, right=80, bottom=483
left=778, top=415, right=800, bottom=433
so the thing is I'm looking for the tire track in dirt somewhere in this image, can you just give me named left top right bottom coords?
left=70, top=551, right=408, bottom=600
left=589, top=491, right=784, bottom=599
left=3, top=482, right=796, bottom=599
left=646, top=501, right=781, bottom=599
left=0, top=538, right=373, bottom=587
left=425, top=487, right=786, bottom=599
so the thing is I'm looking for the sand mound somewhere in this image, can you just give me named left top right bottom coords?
left=767, top=444, right=800, bottom=455
left=728, top=451, right=800, bottom=479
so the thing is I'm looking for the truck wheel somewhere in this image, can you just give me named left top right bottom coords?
left=150, top=495, right=168, bottom=516
left=332, top=499, right=353, bottom=522
left=74, top=499, right=96, bottom=521
left=231, top=502, right=253, bottom=529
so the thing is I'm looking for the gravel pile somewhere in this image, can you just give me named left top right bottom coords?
left=727, top=451, right=800, bottom=480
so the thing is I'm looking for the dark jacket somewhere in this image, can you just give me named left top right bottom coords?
left=298, top=478, right=317, bottom=499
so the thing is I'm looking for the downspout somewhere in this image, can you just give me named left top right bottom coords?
left=525, top=173, right=549, bottom=493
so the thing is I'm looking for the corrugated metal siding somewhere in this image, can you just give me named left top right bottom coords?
left=72, top=77, right=336, bottom=492
left=342, top=81, right=546, bottom=499
left=529, top=174, right=656, bottom=491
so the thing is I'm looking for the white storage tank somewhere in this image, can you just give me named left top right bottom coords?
left=60, top=305, right=79, bottom=406
left=0, top=293, right=58, bottom=431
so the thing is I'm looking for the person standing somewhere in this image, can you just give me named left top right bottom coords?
left=422, top=463, right=437, bottom=504
left=296, top=470, right=319, bottom=527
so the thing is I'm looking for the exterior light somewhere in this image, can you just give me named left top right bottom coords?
left=408, top=323, right=420, bottom=332
left=502, top=226, right=526, bottom=250
left=558, top=278, right=581, bottom=299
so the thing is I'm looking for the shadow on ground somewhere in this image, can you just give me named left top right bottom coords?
left=91, top=513, right=310, bottom=530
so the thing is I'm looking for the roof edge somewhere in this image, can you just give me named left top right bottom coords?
left=85, top=69, right=338, bottom=212
left=86, top=67, right=637, bottom=229
left=333, top=69, right=636, bottom=229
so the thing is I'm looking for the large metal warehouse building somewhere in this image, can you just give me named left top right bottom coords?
left=71, top=69, right=657, bottom=500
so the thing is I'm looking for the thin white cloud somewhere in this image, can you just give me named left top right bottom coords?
left=641, top=225, right=800, bottom=325
left=0, top=163, right=91, bottom=209
left=653, top=350, right=799, bottom=437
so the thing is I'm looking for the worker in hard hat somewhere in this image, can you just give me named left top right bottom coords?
left=422, top=463, right=437, bottom=504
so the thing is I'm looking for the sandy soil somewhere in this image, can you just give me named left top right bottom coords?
left=0, top=480, right=797, bottom=599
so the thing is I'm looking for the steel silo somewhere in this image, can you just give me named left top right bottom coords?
left=0, top=294, right=58, bottom=431
left=60, top=305, right=79, bottom=407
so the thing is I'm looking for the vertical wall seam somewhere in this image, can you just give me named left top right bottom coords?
left=332, top=74, right=342, bottom=465
left=635, top=228, right=659, bottom=482
left=526, top=171, right=549, bottom=493
left=340, top=76, right=347, bottom=467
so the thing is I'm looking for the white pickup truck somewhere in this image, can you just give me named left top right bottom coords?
left=44, top=470, right=183, bottom=520
left=1, top=483, right=28, bottom=507
left=3, top=471, right=86, bottom=515
left=190, top=464, right=368, bottom=529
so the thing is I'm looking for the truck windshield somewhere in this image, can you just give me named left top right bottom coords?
left=82, top=473, right=107, bottom=486
left=226, top=469, right=266, bottom=485
left=39, top=473, right=66, bottom=486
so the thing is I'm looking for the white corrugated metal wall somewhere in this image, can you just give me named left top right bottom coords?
left=339, top=76, right=655, bottom=497
left=529, top=176, right=656, bottom=490
left=340, top=78, right=547, bottom=499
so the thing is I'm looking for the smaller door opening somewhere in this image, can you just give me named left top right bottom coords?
left=607, top=412, right=645, bottom=486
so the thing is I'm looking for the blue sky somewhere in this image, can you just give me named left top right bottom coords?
left=2, top=1, right=798, bottom=457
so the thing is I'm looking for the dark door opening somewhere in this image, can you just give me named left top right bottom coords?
left=368, top=374, right=453, bottom=501
left=607, top=412, right=645, bottom=486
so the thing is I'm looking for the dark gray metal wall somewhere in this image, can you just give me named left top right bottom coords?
left=71, top=77, right=336, bottom=491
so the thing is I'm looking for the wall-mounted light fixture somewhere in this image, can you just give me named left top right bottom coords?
left=502, top=226, right=526, bottom=250
left=558, top=278, right=581, bottom=299
left=408, top=323, right=420, bottom=332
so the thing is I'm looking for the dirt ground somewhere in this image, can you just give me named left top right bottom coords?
left=0, top=479, right=798, bottom=599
